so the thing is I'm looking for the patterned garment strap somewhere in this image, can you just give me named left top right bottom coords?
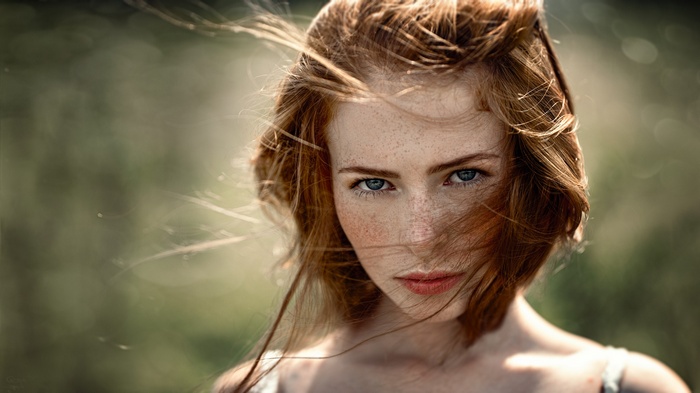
left=601, top=346, right=629, bottom=393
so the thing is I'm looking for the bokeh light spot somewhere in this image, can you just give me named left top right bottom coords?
left=621, top=37, right=658, bottom=64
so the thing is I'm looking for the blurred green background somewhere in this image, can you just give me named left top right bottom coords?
left=0, top=0, right=697, bottom=391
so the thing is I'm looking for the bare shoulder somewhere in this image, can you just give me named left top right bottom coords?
left=513, top=300, right=690, bottom=393
left=213, top=352, right=284, bottom=393
left=621, top=352, right=690, bottom=393
left=212, top=359, right=256, bottom=393
left=213, top=344, right=330, bottom=393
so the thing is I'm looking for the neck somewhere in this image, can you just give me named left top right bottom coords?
left=334, top=294, right=535, bottom=368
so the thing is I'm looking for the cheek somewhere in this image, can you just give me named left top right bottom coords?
left=334, top=196, right=397, bottom=254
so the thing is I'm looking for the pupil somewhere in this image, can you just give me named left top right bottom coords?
left=365, top=179, right=385, bottom=190
left=457, top=170, right=476, bottom=181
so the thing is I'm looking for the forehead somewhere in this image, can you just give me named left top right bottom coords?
left=327, top=75, right=506, bottom=167
left=362, top=70, right=486, bottom=116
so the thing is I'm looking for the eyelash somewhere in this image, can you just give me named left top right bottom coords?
left=350, top=169, right=486, bottom=198
left=351, top=178, right=394, bottom=198
left=444, top=169, right=486, bottom=187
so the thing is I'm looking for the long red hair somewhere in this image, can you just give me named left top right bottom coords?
left=208, top=0, right=588, bottom=391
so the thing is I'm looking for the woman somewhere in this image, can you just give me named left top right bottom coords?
left=211, top=0, right=691, bottom=391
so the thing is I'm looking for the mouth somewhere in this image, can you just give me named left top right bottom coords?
left=396, top=272, right=464, bottom=296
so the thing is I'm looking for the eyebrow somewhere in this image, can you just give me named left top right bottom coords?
left=337, top=152, right=501, bottom=178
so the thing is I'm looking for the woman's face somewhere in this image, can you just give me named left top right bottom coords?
left=328, top=76, right=508, bottom=323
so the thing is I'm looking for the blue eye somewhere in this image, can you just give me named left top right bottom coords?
left=359, top=179, right=388, bottom=191
left=450, top=169, right=477, bottom=183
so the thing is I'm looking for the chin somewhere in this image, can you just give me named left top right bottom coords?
left=394, top=295, right=468, bottom=324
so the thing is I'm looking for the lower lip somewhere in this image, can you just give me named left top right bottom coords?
left=397, top=274, right=464, bottom=295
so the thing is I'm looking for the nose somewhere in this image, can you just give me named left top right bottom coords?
left=403, top=193, right=437, bottom=257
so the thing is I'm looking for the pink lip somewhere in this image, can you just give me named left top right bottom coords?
left=396, top=272, right=464, bottom=295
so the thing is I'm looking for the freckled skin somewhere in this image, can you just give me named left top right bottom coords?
left=327, top=77, right=507, bottom=322
left=219, top=74, right=692, bottom=393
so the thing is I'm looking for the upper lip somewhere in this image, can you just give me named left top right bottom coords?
left=397, top=271, right=463, bottom=281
